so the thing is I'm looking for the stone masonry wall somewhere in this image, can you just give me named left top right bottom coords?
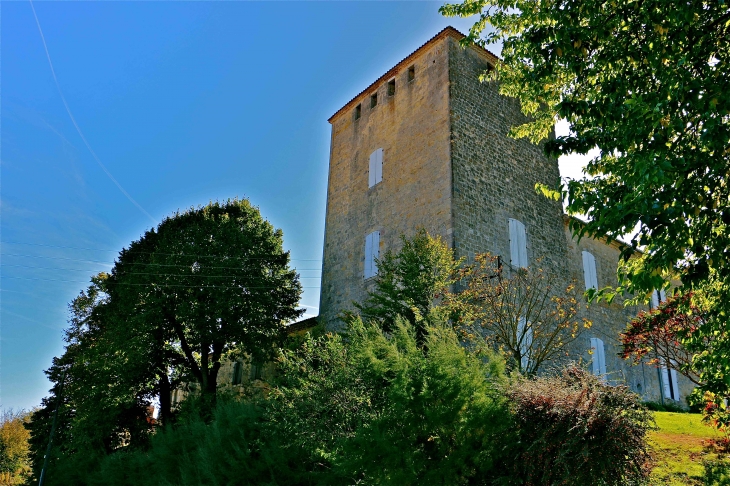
left=319, top=38, right=454, bottom=326
left=447, top=38, right=567, bottom=275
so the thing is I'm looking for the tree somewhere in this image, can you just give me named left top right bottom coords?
left=105, top=199, right=303, bottom=418
left=620, top=292, right=704, bottom=386
left=349, top=230, right=461, bottom=342
left=27, top=199, right=303, bottom=485
left=447, top=253, right=590, bottom=375
left=0, top=409, right=32, bottom=479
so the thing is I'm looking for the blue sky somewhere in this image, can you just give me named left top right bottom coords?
left=1, top=1, right=490, bottom=411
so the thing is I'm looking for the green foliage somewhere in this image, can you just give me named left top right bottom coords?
left=643, top=401, right=689, bottom=414
left=703, top=459, right=730, bottom=486
left=441, top=0, right=730, bottom=415
left=0, top=409, right=31, bottom=480
left=350, top=229, right=461, bottom=341
left=270, top=316, right=513, bottom=485
left=505, top=365, right=655, bottom=486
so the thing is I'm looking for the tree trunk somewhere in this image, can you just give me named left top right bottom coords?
left=158, top=374, right=172, bottom=426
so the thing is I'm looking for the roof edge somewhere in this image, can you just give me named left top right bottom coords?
left=328, top=26, right=500, bottom=123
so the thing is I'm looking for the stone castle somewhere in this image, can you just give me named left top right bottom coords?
left=317, top=27, right=690, bottom=405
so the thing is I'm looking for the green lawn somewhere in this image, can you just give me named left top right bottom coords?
left=650, top=412, right=727, bottom=485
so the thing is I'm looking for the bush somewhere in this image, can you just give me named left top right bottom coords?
left=704, top=459, right=730, bottom=486
left=504, top=366, right=654, bottom=486
left=87, top=399, right=312, bottom=486
left=270, top=316, right=513, bottom=485
left=643, top=400, right=688, bottom=413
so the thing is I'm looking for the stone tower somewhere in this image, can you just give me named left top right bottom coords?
left=319, top=27, right=566, bottom=325
left=318, top=26, right=694, bottom=405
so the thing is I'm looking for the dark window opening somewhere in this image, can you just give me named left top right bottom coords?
left=408, top=65, right=415, bottom=82
left=250, top=362, right=262, bottom=381
left=354, top=104, right=361, bottom=120
left=232, top=361, right=243, bottom=385
left=370, top=93, right=378, bottom=108
left=486, top=63, right=495, bottom=73
left=387, top=79, right=395, bottom=96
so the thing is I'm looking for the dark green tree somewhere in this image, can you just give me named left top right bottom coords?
left=349, top=229, right=461, bottom=341
left=27, top=199, right=303, bottom=485
left=440, top=0, right=729, bottom=401
left=105, top=199, right=303, bottom=417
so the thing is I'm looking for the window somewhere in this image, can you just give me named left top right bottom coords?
left=651, top=288, right=667, bottom=309
left=582, top=251, right=598, bottom=290
left=364, top=231, right=380, bottom=279
left=250, top=361, right=262, bottom=381
left=368, top=148, right=383, bottom=187
left=387, top=79, right=395, bottom=96
left=354, top=104, right=361, bottom=120
left=661, top=358, right=680, bottom=401
left=370, top=93, right=378, bottom=108
left=232, top=361, right=243, bottom=385
left=590, top=337, right=607, bottom=376
left=408, top=65, right=415, bottom=82
left=508, top=218, right=528, bottom=268
left=517, top=316, right=532, bottom=371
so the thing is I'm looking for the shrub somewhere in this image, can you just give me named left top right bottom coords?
left=504, top=365, right=654, bottom=486
left=704, top=459, right=730, bottom=486
left=643, top=400, right=688, bottom=413
left=270, top=316, right=513, bottom=485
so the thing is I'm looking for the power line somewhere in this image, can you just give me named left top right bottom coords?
left=3, top=276, right=321, bottom=289
left=0, top=241, right=323, bottom=261
left=0, top=253, right=322, bottom=269
left=0, top=263, right=323, bottom=273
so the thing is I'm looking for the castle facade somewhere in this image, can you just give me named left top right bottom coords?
left=318, top=27, right=690, bottom=405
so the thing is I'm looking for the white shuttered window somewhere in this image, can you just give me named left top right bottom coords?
left=508, top=218, right=528, bottom=268
left=368, top=148, right=384, bottom=188
left=364, top=231, right=380, bottom=279
left=590, top=337, right=607, bottom=376
left=582, top=251, right=598, bottom=290
left=660, top=358, right=681, bottom=401
left=651, top=289, right=668, bottom=309
left=517, top=316, right=533, bottom=371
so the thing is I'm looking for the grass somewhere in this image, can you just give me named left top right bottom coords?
left=650, top=411, right=727, bottom=485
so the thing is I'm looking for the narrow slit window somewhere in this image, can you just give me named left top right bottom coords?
left=387, top=79, right=395, bottom=96
left=408, top=65, right=415, bottom=82
left=370, top=93, right=378, bottom=108
left=354, top=104, right=361, bottom=120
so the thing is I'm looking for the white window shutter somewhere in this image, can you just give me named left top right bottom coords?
left=372, top=231, right=380, bottom=274
left=660, top=360, right=672, bottom=399
left=590, top=338, right=606, bottom=376
left=368, top=151, right=377, bottom=188
left=364, top=233, right=373, bottom=278
left=651, top=290, right=660, bottom=309
left=376, top=148, right=383, bottom=184
left=660, top=289, right=667, bottom=303
left=517, top=316, right=531, bottom=371
left=364, top=231, right=380, bottom=279
left=509, top=219, right=527, bottom=268
left=582, top=251, right=598, bottom=290
left=670, top=359, right=680, bottom=401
